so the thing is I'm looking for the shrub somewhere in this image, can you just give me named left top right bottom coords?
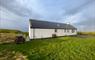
left=15, top=36, right=25, bottom=44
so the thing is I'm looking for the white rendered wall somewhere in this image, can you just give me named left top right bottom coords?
left=29, top=29, right=54, bottom=39
left=56, top=29, right=64, bottom=36
left=29, top=28, right=77, bottom=39
left=65, top=29, right=77, bottom=35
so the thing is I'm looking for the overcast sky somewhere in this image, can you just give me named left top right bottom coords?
left=0, top=0, right=95, bottom=32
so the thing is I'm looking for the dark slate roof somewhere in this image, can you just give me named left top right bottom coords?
left=29, top=19, right=77, bottom=29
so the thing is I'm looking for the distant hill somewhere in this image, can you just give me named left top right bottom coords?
left=0, top=29, right=28, bottom=36
left=78, top=32, right=95, bottom=36
left=0, top=29, right=22, bottom=33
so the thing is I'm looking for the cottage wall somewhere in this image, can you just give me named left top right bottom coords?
left=29, top=28, right=77, bottom=39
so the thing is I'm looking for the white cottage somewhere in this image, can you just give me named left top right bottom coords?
left=29, top=19, right=77, bottom=39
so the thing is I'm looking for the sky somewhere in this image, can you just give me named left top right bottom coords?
left=0, top=0, right=95, bottom=32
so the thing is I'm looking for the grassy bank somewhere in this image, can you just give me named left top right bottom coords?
left=0, top=29, right=28, bottom=43
left=0, top=36, right=95, bottom=60
left=78, top=32, right=95, bottom=36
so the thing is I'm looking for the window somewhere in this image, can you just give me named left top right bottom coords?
left=67, top=29, right=69, bottom=32
left=72, top=29, right=75, bottom=33
left=55, top=29, right=57, bottom=32
left=64, top=29, right=69, bottom=32
left=64, top=29, right=66, bottom=32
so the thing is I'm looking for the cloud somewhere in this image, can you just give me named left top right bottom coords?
left=0, top=0, right=44, bottom=18
left=0, top=0, right=44, bottom=31
left=64, top=0, right=95, bottom=15
left=0, top=0, right=95, bottom=31
left=0, top=6, right=28, bottom=31
left=66, top=1, right=95, bottom=31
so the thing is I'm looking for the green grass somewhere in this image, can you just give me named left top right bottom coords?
left=0, top=36, right=95, bottom=60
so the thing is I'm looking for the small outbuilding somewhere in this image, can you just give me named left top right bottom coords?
left=29, top=19, right=77, bottom=39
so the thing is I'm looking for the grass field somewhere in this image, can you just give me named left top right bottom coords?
left=0, top=35, right=95, bottom=60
